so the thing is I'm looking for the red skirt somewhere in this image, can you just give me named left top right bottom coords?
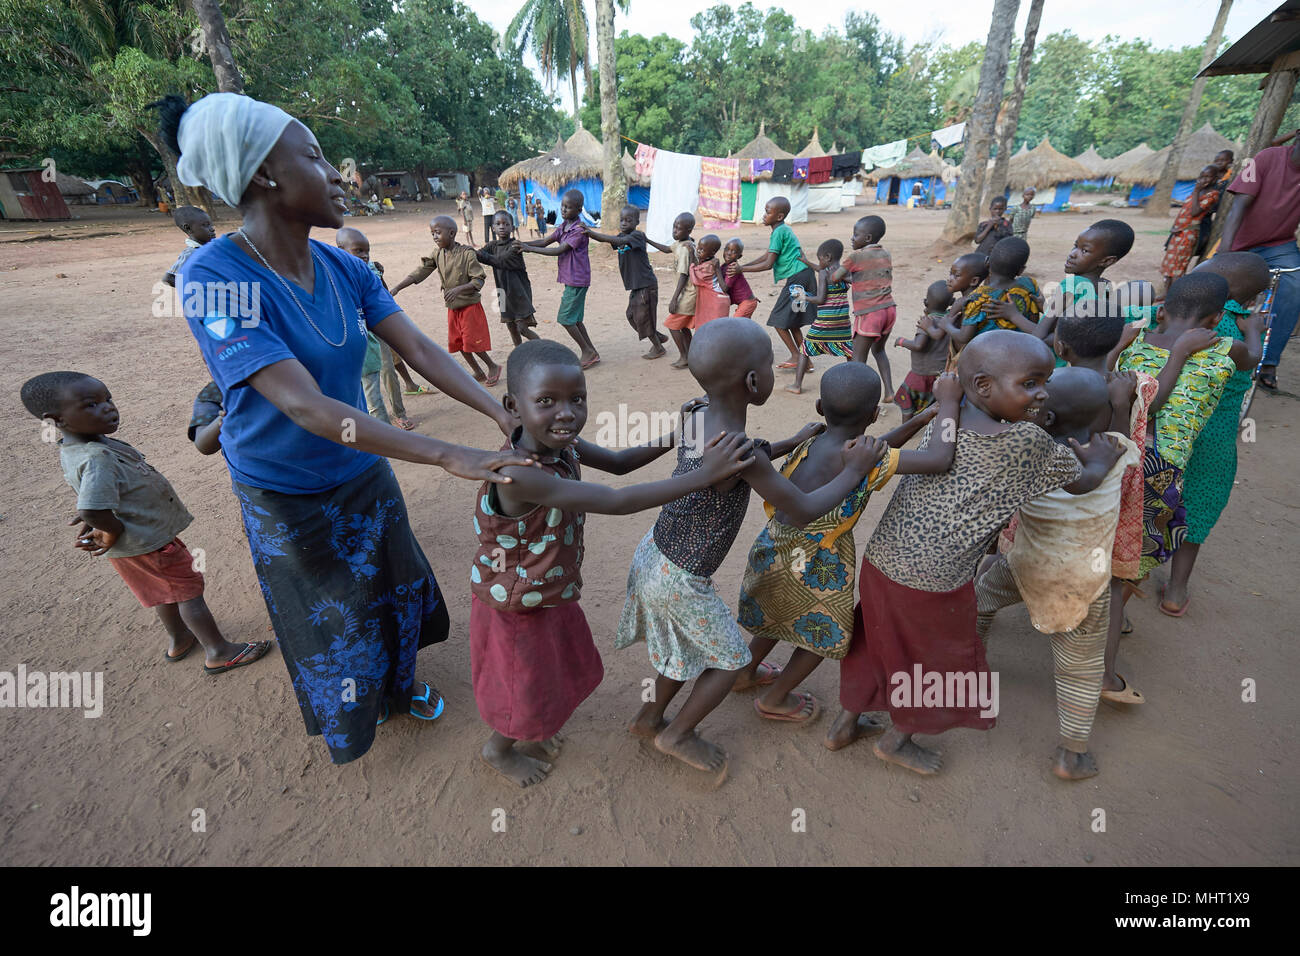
left=838, top=559, right=994, bottom=734
left=470, top=596, right=604, bottom=740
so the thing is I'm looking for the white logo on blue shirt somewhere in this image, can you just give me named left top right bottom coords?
left=203, top=313, right=236, bottom=340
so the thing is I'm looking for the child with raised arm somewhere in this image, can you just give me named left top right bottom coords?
left=728, top=197, right=816, bottom=369
left=470, top=340, right=753, bottom=787
left=836, top=215, right=897, bottom=397
left=583, top=205, right=669, bottom=359
left=1163, top=253, right=1270, bottom=617
left=615, top=318, right=885, bottom=775
left=828, top=331, right=1122, bottom=772
left=22, top=371, right=271, bottom=673
left=476, top=210, right=541, bottom=348
left=389, top=215, right=501, bottom=386
left=163, top=205, right=216, bottom=287
left=721, top=239, right=760, bottom=317
left=788, top=239, right=851, bottom=395
left=976, top=367, right=1139, bottom=780
left=938, top=237, right=1044, bottom=350
left=894, top=280, right=954, bottom=421
left=662, top=212, right=699, bottom=368
left=517, top=189, right=600, bottom=369
left=974, top=196, right=1012, bottom=258
left=690, top=234, right=732, bottom=328
left=1116, top=272, right=1259, bottom=584
left=734, top=364, right=962, bottom=724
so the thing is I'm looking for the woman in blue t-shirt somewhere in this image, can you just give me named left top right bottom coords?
left=157, top=92, right=534, bottom=765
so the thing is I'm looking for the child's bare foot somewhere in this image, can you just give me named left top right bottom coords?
left=643, top=343, right=667, bottom=359
left=824, top=709, right=885, bottom=750
left=165, top=634, right=198, bottom=662
left=628, top=705, right=668, bottom=738
left=653, top=728, right=727, bottom=773
left=481, top=742, right=552, bottom=788
left=784, top=385, right=803, bottom=395
left=1052, top=747, right=1099, bottom=781
left=670, top=356, right=690, bottom=369
left=519, top=735, right=564, bottom=761
left=754, top=691, right=820, bottom=723
left=872, top=728, right=942, bottom=774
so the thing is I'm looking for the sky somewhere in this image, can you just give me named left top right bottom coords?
left=472, top=0, right=1276, bottom=102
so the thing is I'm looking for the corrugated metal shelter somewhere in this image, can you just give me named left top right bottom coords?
left=0, top=168, right=72, bottom=220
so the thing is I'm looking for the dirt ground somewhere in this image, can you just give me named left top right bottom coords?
left=1, top=195, right=1296, bottom=866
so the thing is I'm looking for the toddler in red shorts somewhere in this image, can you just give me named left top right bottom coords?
left=894, top=280, right=954, bottom=422
left=836, top=215, right=897, bottom=400
left=21, top=372, right=270, bottom=674
left=390, top=215, right=502, bottom=386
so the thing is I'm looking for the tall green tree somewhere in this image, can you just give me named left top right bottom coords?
left=505, top=0, right=590, bottom=127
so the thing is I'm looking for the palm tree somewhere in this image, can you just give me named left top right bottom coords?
left=506, top=0, right=590, bottom=128
left=984, top=0, right=1043, bottom=207
left=595, top=0, right=629, bottom=221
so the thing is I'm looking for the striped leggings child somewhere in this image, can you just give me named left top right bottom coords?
left=974, top=556, right=1108, bottom=753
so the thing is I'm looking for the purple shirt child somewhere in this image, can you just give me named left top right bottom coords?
left=552, top=219, right=591, bottom=288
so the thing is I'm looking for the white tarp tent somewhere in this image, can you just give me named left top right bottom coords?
left=747, top=181, right=808, bottom=224
left=807, top=183, right=844, bottom=214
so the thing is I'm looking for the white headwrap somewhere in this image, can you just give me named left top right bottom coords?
left=176, top=93, right=296, bottom=207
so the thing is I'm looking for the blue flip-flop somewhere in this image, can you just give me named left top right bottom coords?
left=408, top=681, right=445, bottom=721
left=376, top=702, right=389, bottom=726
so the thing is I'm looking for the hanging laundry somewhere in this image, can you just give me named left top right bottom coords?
left=634, top=142, right=658, bottom=179
left=646, top=148, right=702, bottom=245
left=752, top=158, right=775, bottom=180
left=930, top=122, right=966, bottom=151
left=807, top=155, right=833, bottom=184
left=771, top=159, right=794, bottom=182
left=792, top=157, right=810, bottom=181
left=831, top=152, right=862, bottom=178
left=697, top=157, right=741, bottom=228
left=739, top=159, right=756, bottom=183
left=860, top=139, right=908, bottom=170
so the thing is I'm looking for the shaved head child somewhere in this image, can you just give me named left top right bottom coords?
left=163, top=205, right=215, bottom=287
left=728, top=197, right=817, bottom=368
left=517, top=188, right=601, bottom=369
left=476, top=210, right=541, bottom=348
left=834, top=215, right=897, bottom=396
left=584, top=204, right=671, bottom=359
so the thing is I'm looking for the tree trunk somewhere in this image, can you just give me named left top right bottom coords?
left=141, top=128, right=215, bottom=216
left=984, top=0, right=1043, bottom=207
left=190, top=0, right=244, bottom=94
left=595, top=0, right=625, bottom=223
left=942, top=0, right=1019, bottom=243
left=1145, top=0, right=1232, bottom=216
left=570, top=61, right=582, bottom=129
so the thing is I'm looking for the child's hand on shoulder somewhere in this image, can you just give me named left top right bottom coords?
left=842, top=434, right=887, bottom=476
left=988, top=300, right=1022, bottom=323
left=698, top=431, right=755, bottom=484
left=793, top=421, right=826, bottom=444
left=1108, top=369, right=1137, bottom=407
left=933, top=370, right=963, bottom=405
left=1069, top=432, right=1123, bottom=470
left=1173, top=327, right=1219, bottom=357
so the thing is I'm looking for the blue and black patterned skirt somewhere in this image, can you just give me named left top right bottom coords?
left=233, top=459, right=448, bottom=764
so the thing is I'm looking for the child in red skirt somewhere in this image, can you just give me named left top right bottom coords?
left=21, top=372, right=270, bottom=674
left=827, top=332, right=1122, bottom=773
left=721, top=239, right=759, bottom=317
left=390, top=215, right=501, bottom=386
left=689, top=234, right=732, bottom=328
left=469, top=340, right=754, bottom=787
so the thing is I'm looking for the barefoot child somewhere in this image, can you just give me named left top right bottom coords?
left=615, top=318, right=886, bottom=774
left=728, top=197, right=816, bottom=369
left=788, top=239, right=851, bottom=395
left=163, top=205, right=216, bottom=287
left=835, top=215, right=896, bottom=397
left=829, top=331, right=1123, bottom=770
left=22, top=372, right=271, bottom=673
left=584, top=205, right=668, bottom=358
left=974, top=196, right=1012, bottom=259
left=690, top=234, right=732, bottom=328
left=894, top=281, right=954, bottom=421
left=975, top=367, right=1138, bottom=780
left=518, top=189, right=601, bottom=369
left=471, top=341, right=754, bottom=787
left=476, top=210, right=541, bottom=348
left=663, top=212, right=698, bottom=367
left=390, top=216, right=502, bottom=386
left=735, top=364, right=963, bottom=724
left=721, top=239, right=759, bottom=317
left=1164, top=254, right=1270, bottom=618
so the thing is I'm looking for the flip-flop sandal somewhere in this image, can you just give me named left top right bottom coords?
left=408, top=681, right=446, bottom=721
left=777, top=361, right=799, bottom=370
left=164, top=638, right=197, bottom=663
left=484, top=370, right=502, bottom=387
left=377, top=702, right=389, bottom=726
left=1121, top=616, right=1133, bottom=636
left=753, top=692, right=821, bottom=723
left=392, top=417, right=416, bottom=431
left=580, top=356, right=601, bottom=369
left=736, top=661, right=783, bottom=690
left=403, top=385, right=434, bottom=396
left=1256, top=370, right=1278, bottom=391
left=203, top=640, right=272, bottom=675
left=1158, top=587, right=1189, bottom=617
left=1100, top=674, right=1144, bottom=705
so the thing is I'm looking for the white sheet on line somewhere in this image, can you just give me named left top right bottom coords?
left=646, top=149, right=701, bottom=245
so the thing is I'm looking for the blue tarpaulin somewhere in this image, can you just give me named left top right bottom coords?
left=517, top=176, right=602, bottom=226
left=1128, top=180, right=1193, bottom=206
left=1003, top=181, right=1076, bottom=212
left=875, top=175, right=946, bottom=205
left=628, top=185, right=651, bottom=210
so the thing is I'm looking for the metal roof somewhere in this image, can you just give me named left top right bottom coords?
left=1200, top=0, right=1300, bottom=76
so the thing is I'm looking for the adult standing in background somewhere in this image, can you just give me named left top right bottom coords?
left=480, top=187, right=497, bottom=247
left=1218, top=131, right=1300, bottom=391
left=156, top=91, right=535, bottom=765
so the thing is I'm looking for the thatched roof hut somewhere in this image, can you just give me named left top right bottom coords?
left=565, top=126, right=604, bottom=163
left=1098, top=142, right=1154, bottom=179
left=874, top=147, right=948, bottom=180
left=1074, top=145, right=1109, bottom=178
left=499, top=135, right=603, bottom=193
left=797, top=128, right=827, bottom=158
left=55, top=172, right=95, bottom=204
left=1121, top=123, right=1238, bottom=185
left=734, top=121, right=795, bottom=160
left=1007, top=137, right=1093, bottom=189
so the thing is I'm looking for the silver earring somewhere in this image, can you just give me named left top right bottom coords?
left=268, top=180, right=277, bottom=187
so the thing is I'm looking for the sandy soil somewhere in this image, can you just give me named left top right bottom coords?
left=1, top=196, right=1296, bottom=866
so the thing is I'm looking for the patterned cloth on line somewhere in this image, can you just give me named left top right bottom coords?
left=233, top=458, right=448, bottom=765
left=697, top=157, right=741, bottom=228
left=634, top=142, right=657, bottom=180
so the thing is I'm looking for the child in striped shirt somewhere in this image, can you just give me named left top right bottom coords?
left=835, top=216, right=896, bottom=400
left=789, top=239, right=851, bottom=395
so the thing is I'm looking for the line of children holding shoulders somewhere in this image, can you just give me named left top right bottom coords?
left=29, top=194, right=1267, bottom=790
